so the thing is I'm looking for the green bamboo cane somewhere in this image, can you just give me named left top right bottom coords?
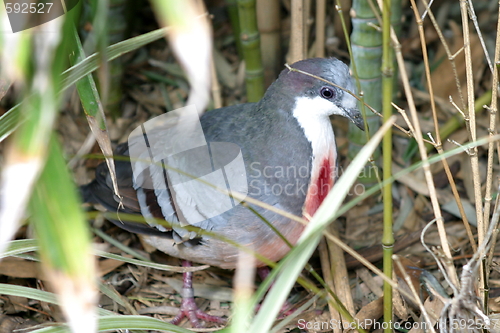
left=348, top=0, right=401, bottom=184
left=225, top=0, right=244, bottom=58
left=381, top=0, right=394, bottom=331
left=349, top=0, right=382, bottom=184
left=237, top=0, right=265, bottom=102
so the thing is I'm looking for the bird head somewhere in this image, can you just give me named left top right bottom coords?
left=269, top=58, right=365, bottom=131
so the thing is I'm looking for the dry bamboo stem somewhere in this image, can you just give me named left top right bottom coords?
left=459, top=0, right=485, bottom=300
left=481, top=0, right=500, bottom=314
left=482, top=2, right=500, bottom=254
left=459, top=0, right=483, bottom=246
left=290, top=0, right=306, bottom=62
left=256, top=0, right=281, bottom=87
left=409, top=0, right=476, bottom=252
left=315, top=0, right=326, bottom=58
left=304, top=0, right=311, bottom=56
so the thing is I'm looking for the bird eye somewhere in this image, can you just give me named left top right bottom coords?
left=320, top=87, right=336, bottom=99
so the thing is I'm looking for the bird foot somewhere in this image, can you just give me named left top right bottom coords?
left=170, top=261, right=227, bottom=328
left=169, top=295, right=227, bottom=328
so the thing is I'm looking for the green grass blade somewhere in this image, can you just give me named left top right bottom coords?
left=61, top=27, right=167, bottom=91
left=28, top=315, right=195, bottom=333
left=0, top=239, right=38, bottom=258
left=69, top=26, right=121, bottom=200
left=0, top=283, right=114, bottom=316
left=0, top=283, right=58, bottom=304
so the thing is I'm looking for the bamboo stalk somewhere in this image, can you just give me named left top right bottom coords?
left=380, top=0, right=394, bottom=331
left=315, top=0, right=326, bottom=58
left=459, top=0, right=485, bottom=304
left=375, top=0, right=459, bottom=289
left=483, top=0, right=500, bottom=314
left=336, top=0, right=383, bottom=188
left=348, top=0, right=382, bottom=183
left=238, top=0, right=265, bottom=102
left=225, top=0, right=244, bottom=58
left=304, top=0, right=311, bottom=56
left=290, top=0, right=306, bottom=62
left=256, top=0, right=281, bottom=87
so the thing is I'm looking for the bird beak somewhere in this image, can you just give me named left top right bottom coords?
left=344, top=108, right=365, bottom=131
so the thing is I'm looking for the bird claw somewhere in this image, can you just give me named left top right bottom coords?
left=169, top=296, right=227, bottom=328
left=169, top=261, right=227, bottom=328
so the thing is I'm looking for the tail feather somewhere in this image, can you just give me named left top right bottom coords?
left=80, top=154, right=171, bottom=238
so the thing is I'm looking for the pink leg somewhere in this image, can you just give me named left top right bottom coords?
left=169, top=261, right=227, bottom=328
